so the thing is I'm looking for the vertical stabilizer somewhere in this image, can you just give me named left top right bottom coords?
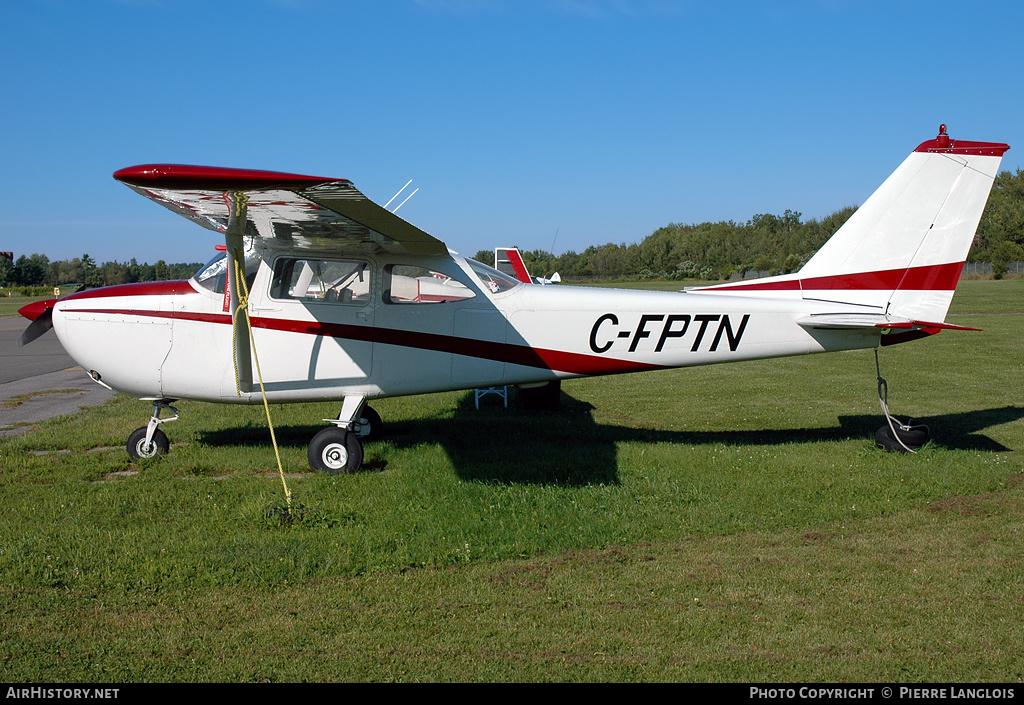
left=495, top=247, right=533, bottom=283
left=797, top=126, right=1008, bottom=320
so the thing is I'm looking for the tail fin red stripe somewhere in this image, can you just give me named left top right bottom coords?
left=506, top=249, right=532, bottom=284
left=705, top=261, right=964, bottom=293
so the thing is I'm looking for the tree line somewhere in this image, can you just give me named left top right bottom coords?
left=4, top=169, right=1023, bottom=289
left=0, top=253, right=202, bottom=289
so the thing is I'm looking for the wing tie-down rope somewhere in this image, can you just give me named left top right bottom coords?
left=233, top=256, right=292, bottom=513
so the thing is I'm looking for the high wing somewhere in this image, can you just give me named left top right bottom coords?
left=113, top=164, right=447, bottom=257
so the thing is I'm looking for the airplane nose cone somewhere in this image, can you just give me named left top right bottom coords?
left=18, top=298, right=57, bottom=321
left=17, top=299, right=57, bottom=346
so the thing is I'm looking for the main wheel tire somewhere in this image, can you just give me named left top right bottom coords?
left=308, top=427, right=364, bottom=474
left=352, top=406, right=383, bottom=442
left=127, top=427, right=170, bottom=460
left=875, top=423, right=929, bottom=452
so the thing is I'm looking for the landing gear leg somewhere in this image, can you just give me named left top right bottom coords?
left=127, top=400, right=179, bottom=460
left=308, top=396, right=377, bottom=473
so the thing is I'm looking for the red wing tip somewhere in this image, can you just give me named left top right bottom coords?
left=18, top=298, right=57, bottom=321
left=113, top=164, right=349, bottom=191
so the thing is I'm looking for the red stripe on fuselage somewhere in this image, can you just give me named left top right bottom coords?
left=60, top=306, right=665, bottom=377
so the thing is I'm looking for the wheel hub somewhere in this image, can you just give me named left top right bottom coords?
left=322, top=442, right=349, bottom=470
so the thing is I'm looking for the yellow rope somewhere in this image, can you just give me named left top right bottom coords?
left=232, top=256, right=292, bottom=512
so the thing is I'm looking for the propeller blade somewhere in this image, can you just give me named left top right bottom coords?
left=19, top=309, right=54, bottom=346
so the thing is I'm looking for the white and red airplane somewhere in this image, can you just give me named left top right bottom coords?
left=18, top=125, right=1008, bottom=471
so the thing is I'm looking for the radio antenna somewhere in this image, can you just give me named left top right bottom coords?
left=392, top=187, right=420, bottom=213
left=384, top=179, right=413, bottom=210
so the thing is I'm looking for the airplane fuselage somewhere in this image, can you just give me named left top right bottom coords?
left=51, top=250, right=877, bottom=405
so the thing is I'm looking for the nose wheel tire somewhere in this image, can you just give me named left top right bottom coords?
left=127, top=427, right=170, bottom=460
left=308, top=427, right=364, bottom=474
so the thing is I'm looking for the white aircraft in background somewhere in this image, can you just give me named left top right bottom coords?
left=494, top=246, right=560, bottom=285
left=19, top=125, right=1008, bottom=471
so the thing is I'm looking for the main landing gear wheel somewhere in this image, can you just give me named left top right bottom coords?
left=127, top=427, right=170, bottom=460
left=353, top=405, right=383, bottom=442
left=308, top=427, right=364, bottom=474
left=874, top=423, right=929, bottom=453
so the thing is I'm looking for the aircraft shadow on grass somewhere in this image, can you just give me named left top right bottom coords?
left=199, top=392, right=1024, bottom=486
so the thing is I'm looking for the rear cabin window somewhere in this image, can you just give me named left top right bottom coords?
left=383, top=265, right=476, bottom=304
left=270, top=258, right=371, bottom=305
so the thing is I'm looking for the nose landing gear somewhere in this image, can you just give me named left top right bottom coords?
left=126, top=400, right=179, bottom=460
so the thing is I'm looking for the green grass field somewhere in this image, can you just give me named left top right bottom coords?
left=0, top=279, right=1021, bottom=682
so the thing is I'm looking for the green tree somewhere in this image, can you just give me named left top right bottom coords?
left=101, top=260, right=129, bottom=286
left=81, top=253, right=103, bottom=288
left=13, top=254, right=50, bottom=286
left=990, top=241, right=1024, bottom=279
left=0, top=255, right=13, bottom=286
left=974, top=169, right=1024, bottom=258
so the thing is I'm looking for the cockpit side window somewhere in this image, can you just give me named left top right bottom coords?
left=270, top=257, right=371, bottom=305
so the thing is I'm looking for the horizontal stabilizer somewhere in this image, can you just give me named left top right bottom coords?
left=798, top=314, right=903, bottom=330
left=797, top=313, right=981, bottom=332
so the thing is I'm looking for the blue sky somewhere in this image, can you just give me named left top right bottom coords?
left=2, top=0, right=1023, bottom=266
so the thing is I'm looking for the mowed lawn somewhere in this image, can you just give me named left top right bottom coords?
left=0, top=279, right=1021, bottom=682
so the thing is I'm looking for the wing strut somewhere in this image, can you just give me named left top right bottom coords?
left=225, top=191, right=252, bottom=394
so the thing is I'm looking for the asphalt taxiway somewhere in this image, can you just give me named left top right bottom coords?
left=0, top=316, right=115, bottom=437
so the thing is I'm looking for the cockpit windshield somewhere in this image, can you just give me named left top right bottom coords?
left=193, top=243, right=261, bottom=294
left=465, top=258, right=523, bottom=294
